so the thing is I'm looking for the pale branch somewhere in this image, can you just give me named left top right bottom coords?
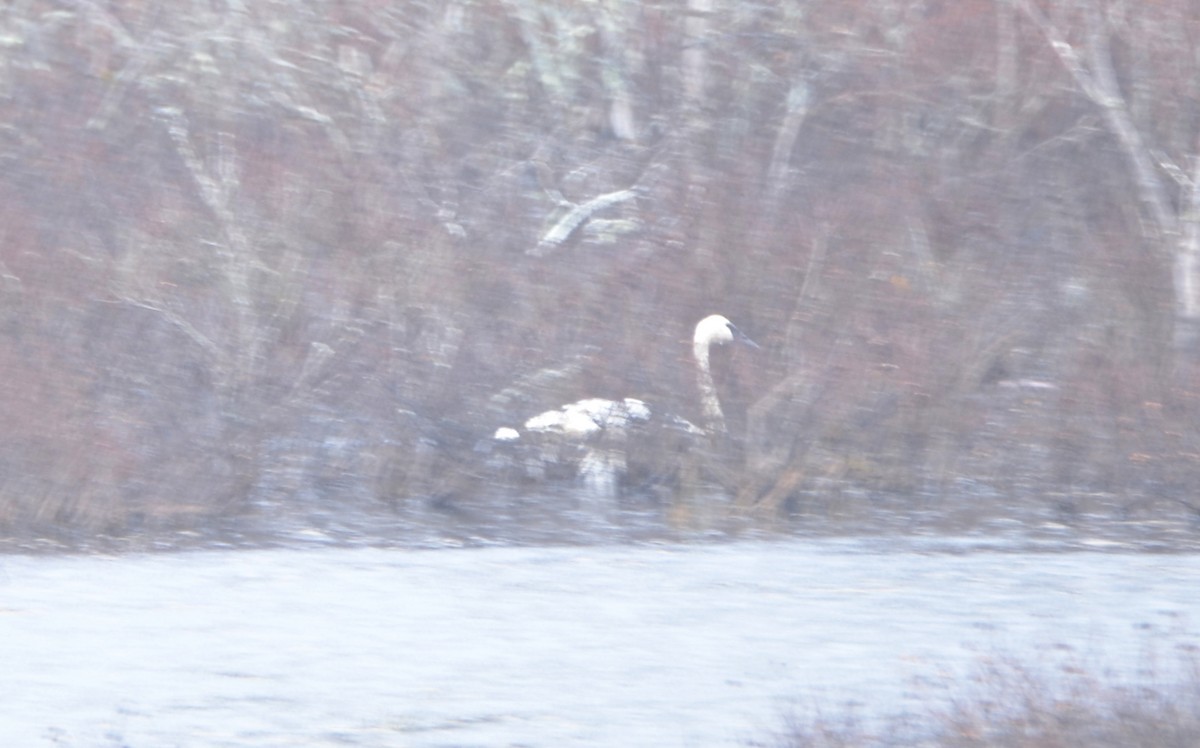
left=1189, top=151, right=1200, bottom=219
left=1016, top=0, right=1176, bottom=237
left=1180, top=153, right=1200, bottom=319
left=158, top=108, right=233, bottom=226
left=105, top=296, right=224, bottom=361
left=763, top=80, right=811, bottom=218
left=77, top=0, right=137, bottom=51
left=595, top=0, right=638, bottom=141
left=1014, top=1, right=1099, bottom=96
left=1153, top=150, right=1190, bottom=189
left=503, top=0, right=568, bottom=101
left=79, top=2, right=164, bottom=131
left=157, top=112, right=257, bottom=274
left=294, top=342, right=336, bottom=388
left=529, top=188, right=640, bottom=256
left=1077, top=1, right=1176, bottom=235
left=682, top=0, right=713, bottom=106
left=156, top=108, right=273, bottom=374
left=266, top=87, right=355, bottom=164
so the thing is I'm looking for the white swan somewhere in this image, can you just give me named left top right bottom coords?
left=492, top=314, right=758, bottom=495
left=692, top=314, right=758, bottom=434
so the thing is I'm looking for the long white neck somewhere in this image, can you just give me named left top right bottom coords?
left=694, top=337, right=726, bottom=434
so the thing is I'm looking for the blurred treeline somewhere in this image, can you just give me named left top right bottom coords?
left=2, top=0, right=1199, bottom=541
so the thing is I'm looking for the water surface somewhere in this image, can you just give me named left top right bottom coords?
left=2, top=539, right=1197, bottom=746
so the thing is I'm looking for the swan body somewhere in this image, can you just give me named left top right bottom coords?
left=493, top=314, right=757, bottom=496
left=524, top=397, right=651, bottom=436
left=493, top=427, right=521, bottom=442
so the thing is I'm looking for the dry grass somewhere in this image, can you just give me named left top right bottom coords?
left=762, top=643, right=1200, bottom=748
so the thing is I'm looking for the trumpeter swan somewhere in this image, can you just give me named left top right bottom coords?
left=492, top=314, right=758, bottom=495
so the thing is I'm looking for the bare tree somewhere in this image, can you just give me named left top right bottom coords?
left=1017, top=0, right=1200, bottom=348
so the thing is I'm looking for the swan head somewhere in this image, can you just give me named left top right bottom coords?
left=694, top=314, right=759, bottom=351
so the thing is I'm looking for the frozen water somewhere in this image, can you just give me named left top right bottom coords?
left=1, top=539, right=1197, bottom=746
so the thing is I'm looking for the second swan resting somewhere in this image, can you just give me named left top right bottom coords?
left=493, top=314, right=758, bottom=495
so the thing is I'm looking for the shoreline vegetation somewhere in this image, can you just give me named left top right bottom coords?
left=762, top=643, right=1200, bottom=748
left=1, top=503, right=1198, bottom=556
left=4, top=3, right=1200, bottom=545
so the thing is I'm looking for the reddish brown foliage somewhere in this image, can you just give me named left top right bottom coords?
left=1, top=1, right=1198, bottom=543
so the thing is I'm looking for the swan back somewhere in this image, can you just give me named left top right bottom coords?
left=519, top=397, right=651, bottom=439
